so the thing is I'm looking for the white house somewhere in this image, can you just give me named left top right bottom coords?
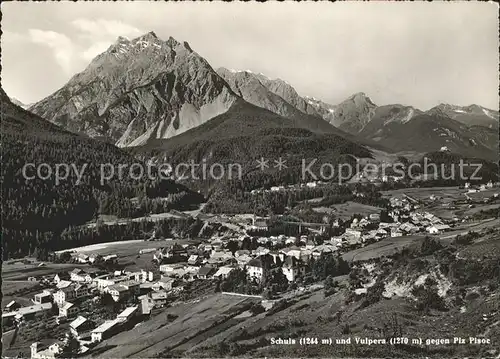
left=426, top=224, right=451, bottom=234
left=246, top=257, right=272, bottom=282
left=281, top=257, right=306, bottom=282
left=345, top=229, right=362, bottom=240
left=53, top=286, right=76, bottom=305
left=116, top=306, right=138, bottom=323
left=73, top=253, right=89, bottom=264
left=159, top=263, right=185, bottom=276
left=311, top=244, right=336, bottom=258
left=31, top=341, right=62, bottom=359
left=59, top=302, right=77, bottom=318
left=152, top=277, right=176, bottom=292
left=70, top=269, right=93, bottom=282
left=106, top=284, right=131, bottom=302
left=53, top=284, right=90, bottom=305
left=33, top=291, right=52, bottom=305
left=53, top=272, right=70, bottom=284
left=103, top=254, right=118, bottom=262
left=70, top=315, right=92, bottom=338
left=91, top=319, right=120, bottom=343
left=187, top=254, right=202, bottom=265
left=213, top=266, right=235, bottom=279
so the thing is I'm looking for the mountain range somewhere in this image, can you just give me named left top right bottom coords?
left=24, top=32, right=499, bottom=162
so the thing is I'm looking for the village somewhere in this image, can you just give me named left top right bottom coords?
left=2, top=181, right=499, bottom=358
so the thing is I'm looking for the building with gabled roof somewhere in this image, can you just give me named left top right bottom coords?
left=116, top=306, right=138, bottom=323
left=152, top=277, right=176, bottom=291
left=69, top=315, right=94, bottom=338
left=246, top=255, right=274, bottom=281
left=5, top=300, right=21, bottom=312
left=213, top=266, right=235, bottom=279
left=54, top=272, right=70, bottom=284
left=59, top=301, right=77, bottom=318
left=13, top=303, right=53, bottom=322
left=282, top=256, right=306, bottom=282
left=91, top=319, right=120, bottom=343
left=31, top=341, right=64, bottom=359
left=197, top=266, right=215, bottom=279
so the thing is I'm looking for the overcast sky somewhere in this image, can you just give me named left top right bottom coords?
left=2, top=2, right=499, bottom=110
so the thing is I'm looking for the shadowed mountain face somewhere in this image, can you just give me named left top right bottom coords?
left=216, top=68, right=321, bottom=119
left=130, top=99, right=372, bottom=194
left=29, top=32, right=239, bottom=147
left=326, top=92, right=378, bottom=134
left=132, top=99, right=371, bottom=163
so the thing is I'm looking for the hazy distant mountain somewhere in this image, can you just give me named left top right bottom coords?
left=432, top=103, right=499, bottom=130
left=29, top=32, right=239, bottom=147
left=358, top=104, right=498, bottom=161
left=299, top=91, right=498, bottom=161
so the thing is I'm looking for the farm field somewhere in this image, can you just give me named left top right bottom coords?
left=313, top=201, right=382, bottom=220
left=2, top=260, right=89, bottom=281
left=459, top=237, right=500, bottom=260
left=56, top=238, right=200, bottom=272
left=83, top=277, right=499, bottom=358
left=461, top=203, right=500, bottom=216
left=381, top=186, right=466, bottom=201
left=1, top=280, right=41, bottom=308
left=438, top=218, right=500, bottom=241
left=88, top=294, right=258, bottom=358
left=423, top=201, right=497, bottom=220
left=467, top=188, right=500, bottom=200
left=342, top=235, right=424, bottom=262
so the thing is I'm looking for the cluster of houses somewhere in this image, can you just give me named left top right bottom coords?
left=29, top=304, right=140, bottom=359
left=3, top=265, right=166, bottom=358
left=70, top=252, right=118, bottom=264
left=463, top=181, right=495, bottom=193
left=320, top=195, right=454, bottom=247
left=148, top=239, right=340, bottom=289
left=12, top=185, right=495, bottom=358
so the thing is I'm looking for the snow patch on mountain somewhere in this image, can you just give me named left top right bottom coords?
left=400, top=108, right=415, bottom=124
left=482, top=108, right=499, bottom=120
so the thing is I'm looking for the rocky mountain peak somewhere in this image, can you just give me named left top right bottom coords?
left=115, top=36, right=131, bottom=44
left=166, top=36, right=181, bottom=48
left=140, top=31, right=159, bottom=40
left=347, top=92, right=376, bottom=107
left=28, top=33, right=238, bottom=147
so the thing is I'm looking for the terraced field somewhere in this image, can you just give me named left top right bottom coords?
left=88, top=294, right=258, bottom=358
